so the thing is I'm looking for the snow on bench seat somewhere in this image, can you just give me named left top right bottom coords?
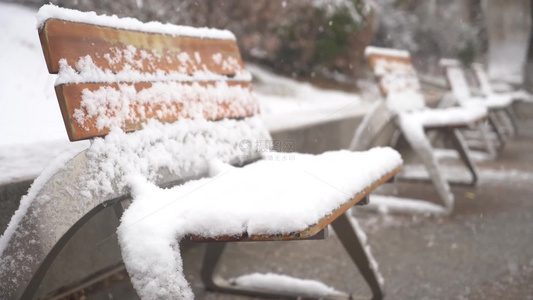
left=440, top=58, right=514, bottom=109
left=462, top=95, right=514, bottom=109
left=118, top=147, right=401, bottom=299
left=403, top=106, right=488, bottom=129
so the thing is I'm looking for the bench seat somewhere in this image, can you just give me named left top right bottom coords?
left=402, top=106, right=488, bottom=130
left=119, top=148, right=401, bottom=299
left=462, top=94, right=514, bottom=110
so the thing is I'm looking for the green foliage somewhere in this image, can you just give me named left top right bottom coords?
left=458, top=39, right=477, bottom=66
left=314, top=0, right=366, bottom=65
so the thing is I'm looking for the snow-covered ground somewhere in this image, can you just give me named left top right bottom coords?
left=0, top=2, right=373, bottom=185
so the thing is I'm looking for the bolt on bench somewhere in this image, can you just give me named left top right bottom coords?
left=0, top=5, right=402, bottom=300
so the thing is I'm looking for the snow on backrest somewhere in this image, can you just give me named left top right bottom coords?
left=365, top=46, right=425, bottom=114
left=471, top=63, right=494, bottom=96
left=440, top=59, right=471, bottom=105
left=37, top=5, right=260, bottom=141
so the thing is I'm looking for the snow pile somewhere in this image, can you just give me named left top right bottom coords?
left=81, top=116, right=269, bottom=198
left=231, top=273, right=345, bottom=297
left=37, top=4, right=235, bottom=40
left=118, top=147, right=401, bottom=299
left=386, top=91, right=425, bottom=114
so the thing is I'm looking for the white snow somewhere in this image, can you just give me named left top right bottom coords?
left=364, top=48, right=426, bottom=113
left=443, top=65, right=514, bottom=109
left=55, top=52, right=251, bottom=85
left=433, top=148, right=493, bottom=163
left=401, top=164, right=533, bottom=183
left=231, top=273, right=345, bottom=297
left=386, top=91, right=426, bottom=113
left=365, top=46, right=410, bottom=59
left=118, top=147, right=401, bottom=299
left=439, top=58, right=461, bottom=68
left=401, top=106, right=487, bottom=128
left=37, top=4, right=235, bottom=40
left=363, top=195, right=447, bottom=215
left=81, top=116, right=270, bottom=198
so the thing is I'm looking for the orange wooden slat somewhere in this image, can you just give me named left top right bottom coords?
left=56, top=81, right=259, bottom=141
left=39, top=19, right=245, bottom=76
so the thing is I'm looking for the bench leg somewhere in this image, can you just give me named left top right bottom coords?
left=397, top=121, right=455, bottom=213
left=201, top=242, right=228, bottom=291
left=443, top=129, right=479, bottom=186
left=505, top=106, right=519, bottom=135
left=488, top=111, right=507, bottom=148
left=497, top=109, right=515, bottom=137
left=478, top=121, right=497, bottom=158
left=331, top=212, right=384, bottom=300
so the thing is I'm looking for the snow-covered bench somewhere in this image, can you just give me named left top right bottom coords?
left=354, top=46, right=489, bottom=214
left=0, top=5, right=402, bottom=300
left=471, top=62, right=532, bottom=130
left=440, top=58, right=515, bottom=147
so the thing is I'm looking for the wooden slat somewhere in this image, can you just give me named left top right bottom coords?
left=56, top=81, right=259, bottom=141
left=39, top=19, right=244, bottom=76
left=188, top=166, right=402, bottom=242
left=366, top=53, right=419, bottom=97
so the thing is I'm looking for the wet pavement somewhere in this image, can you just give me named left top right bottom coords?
left=40, top=120, right=533, bottom=300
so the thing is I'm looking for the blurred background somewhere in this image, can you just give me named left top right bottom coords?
left=1, top=1, right=533, bottom=299
left=4, top=0, right=533, bottom=91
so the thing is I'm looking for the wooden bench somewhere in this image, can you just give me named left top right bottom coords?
left=352, top=46, right=490, bottom=214
left=440, top=58, right=515, bottom=147
left=0, top=5, right=402, bottom=300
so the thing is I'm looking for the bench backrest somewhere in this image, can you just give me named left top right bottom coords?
left=38, top=10, right=260, bottom=141
left=364, top=46, right=425, bottom=113
left=440, top=59, right=471, bottom=105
